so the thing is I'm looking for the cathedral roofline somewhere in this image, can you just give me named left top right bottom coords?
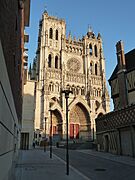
left=43, top=11, right=65, bottom=23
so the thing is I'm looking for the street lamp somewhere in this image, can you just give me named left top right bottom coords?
left=62, top=89, right=73, bottom=175
left=44, top=117, right=47, bottom=152
left=49, top=108, right=53, bottom=158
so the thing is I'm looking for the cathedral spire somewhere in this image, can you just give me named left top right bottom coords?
left=43, top=5, right=48, bottom=15
left=88, top=25, right=93, bottom=33
left=87, top=25, right=95, bottom=38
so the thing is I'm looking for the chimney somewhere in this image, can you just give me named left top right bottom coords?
left=116, top=40, right=126, bottom=71
left=116, top=40, right=128, bottom=108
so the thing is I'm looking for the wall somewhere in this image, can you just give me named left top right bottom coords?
left=0, top=0, right=22, bottom=121
left=0, top=41, right=19, bottom=180
left=96, top=104, right=135, bottom=157
left=21, top=80, right=35, bottom=149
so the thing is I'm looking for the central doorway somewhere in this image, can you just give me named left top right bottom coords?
left=70, top=124, right=79, bottom=139
left=69, top=103, right=91, bottom=140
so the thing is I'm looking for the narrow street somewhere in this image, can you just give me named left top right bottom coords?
left=15, top=147, right=135, bottom=180
left=53, top=148, right=135, bottom=180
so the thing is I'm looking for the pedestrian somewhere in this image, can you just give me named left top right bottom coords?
left=33, top=139, right=35, bottom=149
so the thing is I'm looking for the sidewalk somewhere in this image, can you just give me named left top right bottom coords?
left=15, top=148, right=135, bottom=180
left=15, top=148, right=90, bottom=180
left=77, top=149, right=135, bottom=167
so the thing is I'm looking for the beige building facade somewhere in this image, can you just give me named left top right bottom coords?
left=31, top=11, right=110, bottom=142
left=21, top=80, right=35, bottom=149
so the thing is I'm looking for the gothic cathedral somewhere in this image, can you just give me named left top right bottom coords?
left=30, top=11, right=110, bottom=141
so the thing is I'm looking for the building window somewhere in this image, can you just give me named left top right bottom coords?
left=95, top=64, right=97, bottom=75
left=81, top=87, right=85, bottom=95
left=56, top=29, right=58, bottom=40
left=49, top=28, right=53, bottom=39
left=55, top=83, right=59, bottom=92
left=89, top=44, right=92, bottom=55
left=48, top=54, right=52, bottom=68
left=49, top=82, right=54, bottom=91
left=90, top=63, right=92, bottom=74
left=94, top=45, right=98, bottom=57
left=55, top=56, right=58, bottom=69
left=76, top=86, right=80, bottom=95
left=72, top=85, right=75, bottom=94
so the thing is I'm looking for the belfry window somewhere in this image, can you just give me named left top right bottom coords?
left=49, top=28, right=53, bottom=39
left=89, top=44, right=92, bottom=55
left=56, top=30, right=58, bottom=40
left=94, top=45, right=98, bottom=57
left=55, top=56, right=58, bottom=69
left=48, top=54, right=52, bottom=68
left=95, top=64, right=97, bottom=75
left=90, top=63, right=92, bottom=74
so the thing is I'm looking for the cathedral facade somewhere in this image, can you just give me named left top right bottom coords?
left=32, top=11, right=110, bottom=141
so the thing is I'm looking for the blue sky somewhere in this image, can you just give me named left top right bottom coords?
left=26, top=0, right=135, bottom=110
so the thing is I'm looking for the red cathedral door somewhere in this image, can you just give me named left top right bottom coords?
left=70, top=124, right=74, bottom=139
left=75, top=124, right=79, bottom=139
left=53, top=126, right=57, bottom=135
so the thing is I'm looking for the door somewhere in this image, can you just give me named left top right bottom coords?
left=70, top=124, right=74, bottom=139
left=75, top=124, right=79, bottom=139
left=120, top=128, right=132, bottom=156
left=20, top=133, right=29, bottom=150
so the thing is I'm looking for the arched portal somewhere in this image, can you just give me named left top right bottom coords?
left=51, top=109, right=63, bottom=140
left=69, top=103, right=91, bottom=140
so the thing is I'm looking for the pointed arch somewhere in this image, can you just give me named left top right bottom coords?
left=89, top=44, right=92, bottom=55
left=49, top=95, right=60, bottom=102
left=90, top=62, right=93, bottom=74
left=48, top=81, right=54, bottom=92
left=48, top=54, right=52, bottom=68
left=49, top=28, right=53, bottom=39
left=69, top=100, right=91, bottom=140
left=81, top=86, right=85, bottom=95
left=95, top=106, right=106, bottom=118
left=76, top=86, right=80, bottom=95
left=50, top=108, right=63, bottom=139
left=55, top=82, right=60, bottom=92
left=95, top=64, right=98, bottom=75
left=55, top=56, right=58, bottom=69
left=69, top=97, right=91, bottom=117
left=94, top=45, right=98, bottom=57
left=55, top=29, right=58, bottom=40
left=49, top=100, right=64, bottom=123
